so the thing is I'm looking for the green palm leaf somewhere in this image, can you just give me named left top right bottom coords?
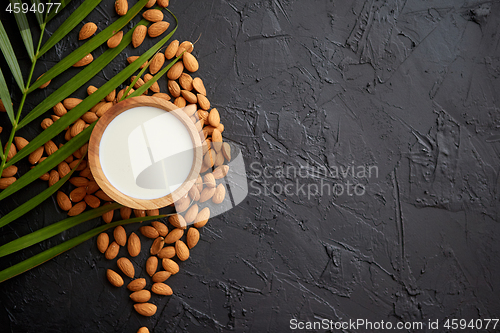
left=0, top=67, right=15, bottom=125
left=8, top=13, right=178, bottom=167
left=37, top=0, right=102, bottom=58
left=0, top=123, right=95, bottom=201
left=0, top=21, right=25, bottom=92
left=30, top=0, right=44, bottom=27
left=0, top=215, right=163, bottom=283
left=0, top=203, right=123, bottom=257
left=0, top=157, right=84, bottom=229
left=45, top=0, right=73, bottom=23
left=31, top=0, right=150, bottom=90
left=11, top=0, right=35, bottom=61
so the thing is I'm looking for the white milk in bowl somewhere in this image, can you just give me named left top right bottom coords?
left=98, top=106, right=194, bottom=200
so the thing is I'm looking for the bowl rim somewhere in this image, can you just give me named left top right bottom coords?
left=88, top=96, right=203, bottom=209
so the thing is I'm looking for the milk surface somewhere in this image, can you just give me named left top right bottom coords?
left=99, top=106, right=194, bottom=199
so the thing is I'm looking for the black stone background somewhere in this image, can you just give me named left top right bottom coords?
left=1, top=0, right=500, bottom=332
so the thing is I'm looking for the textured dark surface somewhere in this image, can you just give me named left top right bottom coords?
left=1, top=0, right=500, bottom=332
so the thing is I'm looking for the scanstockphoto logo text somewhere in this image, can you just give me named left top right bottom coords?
left=248, top=161, right=378, bottom=199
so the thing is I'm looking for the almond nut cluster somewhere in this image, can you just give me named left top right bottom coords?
left=0, top=1, right=233, bottom=332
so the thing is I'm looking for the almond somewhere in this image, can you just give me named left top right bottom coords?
left=162, top=258, right=179, bottom=275
left=117, top=257, right=135, bottom=278
left=63, top=98, right=82, bottom=110
left=148, top=21, right=170, bottom=37
left=179, top=73, right=193, bottom=90
left=151, top=283, right=173, bottom=296
left=127, top=278, right=146, bottom=291
left=222, top=142, right=231, bottom=161
left=192, top=77, right=206, bottom=95
left=194, top=207, right=210, bottom=228
left=152, top=92, right=170, bottom=100
left=164, top=39, right=178, bottom=59
left=14, top=136, right=29, bottom=150
left=169, top=214, right=187, bottom=229
left=157, top=246, right=175, bottom=259
left=186, top=228, right=200, bottom=249
left=132, top=25, right=147, bottom=48
left=114, top=225, right=127, bottom=246
left=131, top=76, right=146, bottom=91
left=140, top=226, right=160, bottom=239
left=107, top=30, right=123, bottom=48
left=95, top=190, right=113, bottom=201
left=164, top=228, right=184, bottom=244
left=56, top=191, right=72, bottom=211
left=167, top=61, right=183, bottom=80
left=188, top=184, right=201, bottom=201
left=214, top=151, right=225, bottom=167
left=105, top=241, right=120, bottom=260
left=184, top=204, right=198, bottom=224
left=106, top=89, right=116, bottom=102
left=71, top=119, right=85, bottom=137
left=203, top=150, right=216, bottom=168
left=181, top=90, right=197, bottom=104
left=43, top=140, right=57, bottom=156
left=53, top=102, right=67, bottom=116
left=82, top=112, right=98, bottom=123
left=183, top=103, right=197, bottom=117
left=175, top=240, right=189, bottom=261
left=208, top=108, right=220, bottom=127
left=176, top=41, right=193, bottom=57
left=68, top=201, right=86, bottom=216
left=79, top=22, right=97, bottom=40
left=150, top=237, right=164, bottom=255
left=106, top=269, right=124, bottom=287
left=90, top=101, right=105, bottom=113
left=146, top=256, right=158, bottom=276
left=149, top=52, right=165, bottom=74
left=115, top=0, right=128, bottom=16
left=130, top=290, right=151, bottom=303
left=168, top=80, right=181, bottom=97
left=212, top=129, right=223, bottom=152
left=127, top=56, right=148, bottom=68
left=151, top=221, right=168, bottom=237
left=174, top=195, right=190, bottom=213
left=157, top=0, right=169, bottom=7
left=97, top=233, right=109, bottom=253
left=134, top=209, right=146, bottom=218
left=96, top=101, right=113, bottom=117
left=183, top=52, right=199, bottom=72
left=143, top=9, right=163, bottom=22
left=0, top=177, right=16, bottom=189
left=197, top=94, right=210, bottom=110
left=102, top=202, right=114, bottom=223
left=1, top=165, right=17, bottom=177
left=73, top=53, right=93, bottom=67
left=144, top=74, right=160, bottom=92
left=87, top=85, right=98, bottom=95
left=84, top=194, right=101, bottom=208
left=128, top=232, right=141, bottom=257
left=212, top=183, right=226, bottom=204
left=213, top=165, right=229, bottom=179
left=37, top=74, right=50, bottom=89
left=204, top=173, right=216, bottom=188
left=198, top=110, right=209, bottom=124
left=120, top=207, right=132, bottom=220
left=145, top=0, right=156, bottom=8
left=174, top=96, right=186, bottom=108
left=70, top=187, right=86, bottom=202
left=138, top=328, right=150, bottom=333
left=48, top=170, right=59, bottom=187
left=134, top=303, right=157, bottom=317
left=69, top=177, right=89, bottom=187
left=152, top=271, right=171, bottom=283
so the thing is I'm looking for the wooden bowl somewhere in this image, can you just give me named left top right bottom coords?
left=88, top=96, right=203, bottom=210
